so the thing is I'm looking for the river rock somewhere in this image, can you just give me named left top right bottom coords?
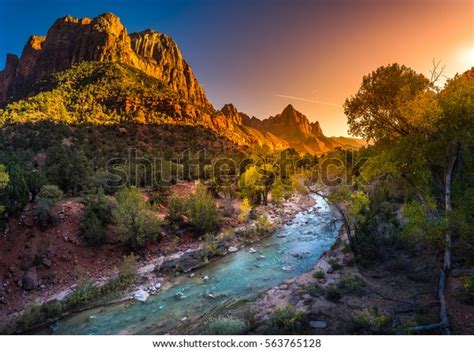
left=134, top=289, right=149, bottom=302
left=310, top=320, right=327, bottom=329
left=22, top=268, right=38, bottom=291
left=249, top=248, right=257, bottom=254
left=228, top=246, right=239, bottom=253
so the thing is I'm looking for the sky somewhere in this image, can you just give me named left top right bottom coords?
left=0, top=0, right=472, bottom=137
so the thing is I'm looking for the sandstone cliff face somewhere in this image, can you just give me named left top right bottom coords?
left=0, top=13, right=209, bottom=107
left=241, top=104, right=325, bottom=143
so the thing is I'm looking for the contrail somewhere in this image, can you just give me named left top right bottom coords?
left=275, top=94, right=342, bottom=107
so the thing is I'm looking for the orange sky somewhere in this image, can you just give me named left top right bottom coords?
left=190, top=0, right=474, bottom=137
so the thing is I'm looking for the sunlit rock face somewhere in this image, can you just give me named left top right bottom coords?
left=0, top=13, right=209, bottom=107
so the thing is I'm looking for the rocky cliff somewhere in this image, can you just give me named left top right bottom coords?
left=221, top=103, right=365, bottom=154
left=0, top=13, right=209, bottom=107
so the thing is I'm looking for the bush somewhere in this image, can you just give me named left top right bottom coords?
left=265, top=306, right=309, bottom=334
left=238, top=198, right=252, bottom=222
left=81, top=191, right=116, bottom=246
left=328, top=258, right=343, bottom=270
left=460, top=275, right=474, bottom=304
left=313, top=270, right=326, bottom=279
left=352, top=307, right=391, bottom=334
left=37, top=185, right=63, bottom=203
left=325, top=285, right=342, bottom=302
left=35, top=197, right=59, bottom=230
left=3, top=164, right=29, bottom=214
left=337, top=273, right=366, bottom=295
left=186, top=184, right=220, bottom=235
left=118, top=254, right=138, bottom=286
left=112, top=187, right=161, bottom=250
left=256, top=215, right=273, bottom=235
left=166, top=195, right=186, bottom=228
left=82, top=211, right=106, bottom=245
left=206, top=317, right=249, bottom=335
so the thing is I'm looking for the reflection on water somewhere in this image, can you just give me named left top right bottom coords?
left=47, top=195, right=339, bottom=335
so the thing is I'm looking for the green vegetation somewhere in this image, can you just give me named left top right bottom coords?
left=337, top=273, right=366, bottom=295
left=81, top=191, right=116, bottom=245
left=263, top=306, right=309, bottom=334
left=186, top=184, right=220, bottom=235
left=206, top=317, right=249, bottom=335
left=313, top=270, right=325, bottom=279
left=352, top=307, right=391, bottom=334
left=166, top=195, right=186, bottom=228
left=112, top=187, right=161, bottom=250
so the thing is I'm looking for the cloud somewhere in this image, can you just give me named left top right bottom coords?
left=274, top=94, right=342, bottom=107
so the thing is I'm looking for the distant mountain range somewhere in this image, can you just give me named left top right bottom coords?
left=0, top=13, right=365, bottom=154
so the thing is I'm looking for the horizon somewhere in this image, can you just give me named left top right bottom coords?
left=0, top=0, right=472, bottom=137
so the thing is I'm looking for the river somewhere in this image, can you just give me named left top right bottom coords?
left=45, top=194, right=340, bottom=335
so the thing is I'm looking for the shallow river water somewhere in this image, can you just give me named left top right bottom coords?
left=46, top=194, right=339, bottom=335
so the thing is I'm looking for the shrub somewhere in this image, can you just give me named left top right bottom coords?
left=81, top=191, right=116, bottom=245
left=352, top=307, right=391, bottom=334
left=112, top=187, right=161, bottom=250
left=3, top=164, right=29, bottom=214
left=118, top=254, right=138, bottom=286
left=313, top=270, right=326, bottom=279
left=238, top=197, right=252, bottom=222
left=337, top=273, right=366, bottom=295
left=82, top=211, right=106, bottom=246
left=166, top=195, right=186, bottom=228
left=37, top=185, right=63, bottom=203
left=25, top=170, right=47, bottom=201
left=186, top=184, right=220, bottom=235
left=206, top=317, right=249, bottom=335
left=460, top=275, right=474, bottom=304
left=325, top=285, right=342, bottom=302
left=35, top=197, right=59, bottom=230
left=304, top=284, right=325, bottom=297
left=256, top=215, right=274, bottom=236
left=265, top=306, right=309, bottom=334
left=328, top=258, right=343, bottom=270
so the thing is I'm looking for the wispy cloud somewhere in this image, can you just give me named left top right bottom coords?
left=275, top=94, right=342, bottom=107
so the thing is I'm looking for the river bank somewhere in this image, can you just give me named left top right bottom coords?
left=22, top=192, right=338, bottom=335
left=219, top=227, right=447, bottom=335
left=0, top=190, right=316, bottom=334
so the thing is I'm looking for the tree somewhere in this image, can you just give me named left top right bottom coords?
left=166, top=194, right=186, bottom=229
left=344, top=63, right=431, bottom=141
left=0, top=164, right=9, bottom=215
left=186, top=183, right=220, bottom=235
left=238, top=164, right=276, bottom=205
left=25, top=170, right=47, bottom=202
left=112, top=187, right=161, bottom=250
left=4, top=164, right=29, bottom=214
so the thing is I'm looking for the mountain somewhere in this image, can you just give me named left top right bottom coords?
left=0, top=13, right=364, bottom=155
left=0, top=13, right=208, bottom=107
left=232, top=104, right=365, bottom=154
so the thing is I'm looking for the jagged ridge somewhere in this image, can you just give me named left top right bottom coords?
left=0, top=13, right=208, bottom=107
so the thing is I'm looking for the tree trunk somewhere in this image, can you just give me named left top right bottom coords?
left=412, top=144, right=460, bottom=334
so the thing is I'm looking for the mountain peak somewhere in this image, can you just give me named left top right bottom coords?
left=0, top=13, right=209, bottom=106
left=282, top=104, right=296, bottom=113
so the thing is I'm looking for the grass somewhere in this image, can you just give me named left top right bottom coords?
left=337, top=273, right=366, bottom=295
left=328, top=258, right=343, bottom=270
left=351, top=307, right=391, bottom=334
left=205, top=317, right=249, bottom=335
left=313, top=270, right=326, bottom=279
left=262, top=306, right=309, bottom=334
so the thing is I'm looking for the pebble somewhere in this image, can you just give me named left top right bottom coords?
left=310, top=321, right=327, bottom=329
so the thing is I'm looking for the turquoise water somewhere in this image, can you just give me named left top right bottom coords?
left=47, top=195, right=339, bottom=335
